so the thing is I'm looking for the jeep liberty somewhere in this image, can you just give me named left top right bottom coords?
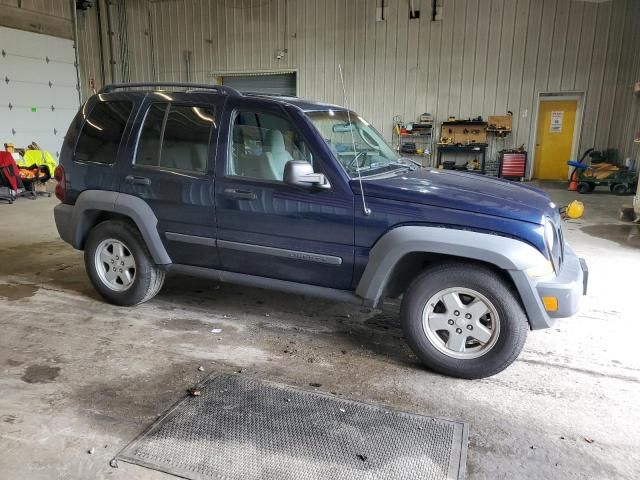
left=53, top=83, right=587, bottom=379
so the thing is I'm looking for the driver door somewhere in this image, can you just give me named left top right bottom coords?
left=214, top=98, right=355, bottom=289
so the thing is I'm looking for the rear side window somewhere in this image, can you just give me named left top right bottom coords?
left=75, top=101, right=133, bottom=164
left=135, top=103, right=214, bottom=173
left=135, top=103, right=166, bottom=168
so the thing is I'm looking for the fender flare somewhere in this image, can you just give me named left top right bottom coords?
left=68, top=190, right=171, bottom=265
left=355, top=225, right=547, bottom=307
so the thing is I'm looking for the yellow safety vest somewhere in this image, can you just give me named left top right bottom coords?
left=18, top=150, right=58, bottom=176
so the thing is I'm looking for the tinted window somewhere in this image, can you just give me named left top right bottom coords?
left=135, top=103, right=166, bottom=168
left=161, top=106, right=213, bottom=172
left=135, top=103, right=214, bottom=173
left=229, top=110, right=312, bottom=181
left=75, top=101, right=133, bottom=164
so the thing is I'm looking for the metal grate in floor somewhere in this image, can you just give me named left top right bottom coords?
left=115, top=374, right=468, bottom=480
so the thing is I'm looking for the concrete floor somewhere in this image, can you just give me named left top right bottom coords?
left=0, top=182, right=639, bottom=480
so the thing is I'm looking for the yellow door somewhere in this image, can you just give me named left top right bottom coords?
left=534, top=100, right=577, bottom=180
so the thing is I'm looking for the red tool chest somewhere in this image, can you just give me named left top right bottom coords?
left=499, top=151, right=527, bottom=180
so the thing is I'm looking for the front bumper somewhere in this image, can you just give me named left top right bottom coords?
left=536, top=247, right=586, bottom=318
left=510, top=245, right=587, bottom=330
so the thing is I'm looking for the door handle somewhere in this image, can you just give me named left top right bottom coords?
left=223, top=188, right=257, bottom=200
left=125, top=175, right=151, bottom=186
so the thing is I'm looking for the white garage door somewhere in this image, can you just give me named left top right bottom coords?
left=0, top=26, right=80, bottom=159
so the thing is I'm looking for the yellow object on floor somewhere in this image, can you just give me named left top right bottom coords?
left=566, top=200, right=585, bottom=219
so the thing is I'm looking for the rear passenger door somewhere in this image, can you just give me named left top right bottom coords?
left=120, top=93, right=221, bottom=268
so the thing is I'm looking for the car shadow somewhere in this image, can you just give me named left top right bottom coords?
left=159, top=274, right=420, bottom=369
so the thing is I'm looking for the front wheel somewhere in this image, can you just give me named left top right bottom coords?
left=577, top=182, right=592, bottom=194
left=84, top=220, right=165, bottom=306
left=400, top=263, right=528, bottom=379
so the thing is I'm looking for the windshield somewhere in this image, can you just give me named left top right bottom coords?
left=306, top=110, right=407, bottom=178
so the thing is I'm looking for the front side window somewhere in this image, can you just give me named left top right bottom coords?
left=135, top=103, right=214, bottom=173
left=75, top=101, right=133, bottom=164
left=306, top=110, right=402, bottom=178
left=228, top=110, right=312, bottom=181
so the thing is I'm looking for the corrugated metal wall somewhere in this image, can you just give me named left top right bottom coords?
left=75, top=0, right=132, bottom=94
left=608, top=0, right=640, bottom=163
left=0, top=0, right=72, bottom=19
left=77, top=0, right=640, bottom=169
left=76, top=6, right=103, bottom=96
left=0, top=0, right=73, bottom=39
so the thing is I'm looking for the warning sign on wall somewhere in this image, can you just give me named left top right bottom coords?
left=550, top=111, right=563, bottom=133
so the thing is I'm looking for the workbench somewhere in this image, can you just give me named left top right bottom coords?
left=436, top=144, right=488, bottom=174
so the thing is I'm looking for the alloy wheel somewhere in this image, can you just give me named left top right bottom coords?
left=422, top=287, right=501, bottom=359
left=94, top=238, right=137, bottom=292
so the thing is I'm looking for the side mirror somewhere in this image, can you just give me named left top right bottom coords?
left=284, top=161, right=331, bottom=189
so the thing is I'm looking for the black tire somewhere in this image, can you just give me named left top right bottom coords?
left=577, top=182, right=591, bottom=194
left=613, top=183, right=628, bottom=196
left=84, top=220, right=165, bottom=306
left=400, top=263, right=528, bottom=379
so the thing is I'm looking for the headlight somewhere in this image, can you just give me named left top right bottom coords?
left=525, top=260, right=555, bottom=279
left=544, top=219, right=555, bottom=253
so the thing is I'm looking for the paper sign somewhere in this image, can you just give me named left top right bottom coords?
left=550, top=111, right=563, bottom=133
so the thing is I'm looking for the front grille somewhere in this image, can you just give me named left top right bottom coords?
left=549, top=223, right=564, bottom=273
left=557, top=225, right=564, bottom=269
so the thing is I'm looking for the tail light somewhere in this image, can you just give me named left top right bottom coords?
left=54, top=165, right=66, bottom=202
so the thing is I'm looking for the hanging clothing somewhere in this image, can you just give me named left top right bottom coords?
left=0, top=151, right=21, bottom=191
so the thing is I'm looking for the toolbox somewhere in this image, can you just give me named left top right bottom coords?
left=499, top=151, right=527, bottom=180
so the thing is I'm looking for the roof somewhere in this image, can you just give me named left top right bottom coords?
left=242, top=92, right=347, bottom=112
left=98, top=83, right=348, bottom=113
left=99, top=82, right=241, bottom=96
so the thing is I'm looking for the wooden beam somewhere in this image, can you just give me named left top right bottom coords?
left=0, top=4, right=73, bottom=40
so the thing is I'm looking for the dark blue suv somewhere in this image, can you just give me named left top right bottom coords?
left=53, top=83, right=587, bottom=379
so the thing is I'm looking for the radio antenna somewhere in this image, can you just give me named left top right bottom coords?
left=338, top=64, right=371, bottom=216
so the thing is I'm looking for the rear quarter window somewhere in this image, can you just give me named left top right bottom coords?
left=75, top=101, right=133, bottom=164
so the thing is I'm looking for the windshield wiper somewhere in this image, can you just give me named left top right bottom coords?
left=352, top=164, right=410, bottom=178
left=391, top=157, right=421, bottom=171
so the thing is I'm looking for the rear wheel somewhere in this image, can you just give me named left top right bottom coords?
left=400, top=263, right=528, bottom=379
left=613, top=183, right=628, bottom=195
left=84, top=220, right=165, bottom=306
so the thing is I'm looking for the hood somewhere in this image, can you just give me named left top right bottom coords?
left=352, top=168, right=555, bottom=225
